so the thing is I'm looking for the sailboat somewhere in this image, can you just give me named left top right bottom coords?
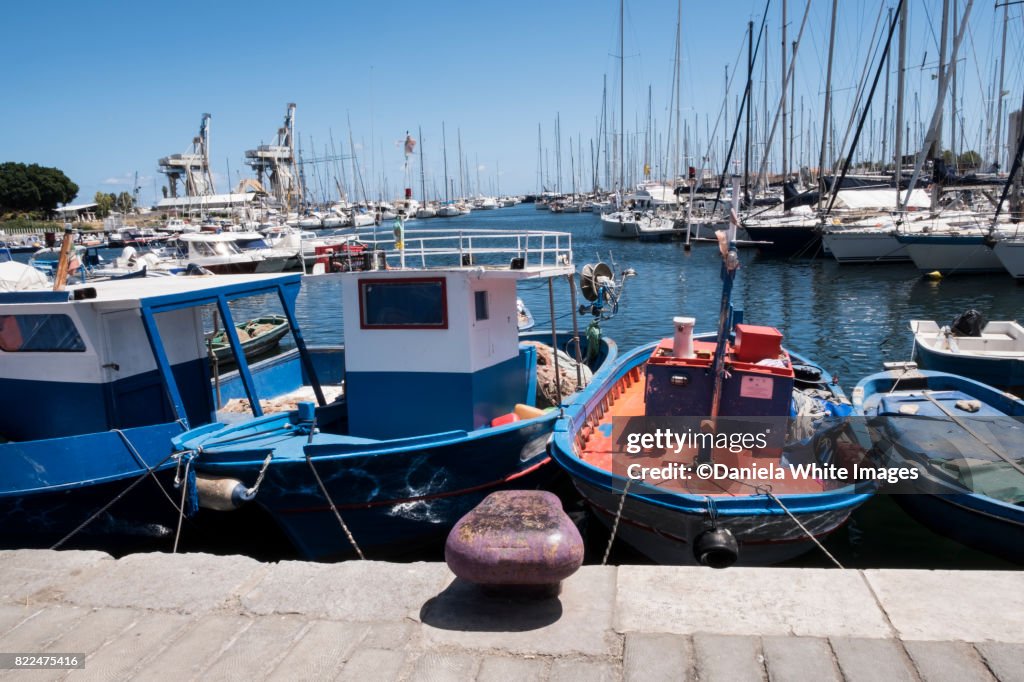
left=415, top=126, right=436, bottom=219
left=436, top=122, right=461, bottom=218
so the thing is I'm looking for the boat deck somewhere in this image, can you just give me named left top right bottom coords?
left=218, top=384, right=345, bottom=420
left=919, top=333, right=1024, bottom=357
left=575, top=365, right=827, bottom=496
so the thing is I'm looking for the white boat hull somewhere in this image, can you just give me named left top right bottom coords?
left=823, top=231, right=910, bottom=263
left=994, top=239, right=1024, bottom=279
left=901, top=237, right=1004, bottom=274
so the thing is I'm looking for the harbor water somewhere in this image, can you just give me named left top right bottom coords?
left=23, top=205, right=1023, bottom=569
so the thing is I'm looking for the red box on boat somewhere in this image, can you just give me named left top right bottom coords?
left=733, top=324, right=783, bottom=363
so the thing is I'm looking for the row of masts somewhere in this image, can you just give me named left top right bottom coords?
left=535, top=0, right=1014, bottom=210
left=157, top=103, right=514, bottom=214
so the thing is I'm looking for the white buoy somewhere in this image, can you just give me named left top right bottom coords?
left=673, top=316, right=696, bottom=358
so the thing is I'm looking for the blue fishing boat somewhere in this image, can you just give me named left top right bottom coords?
left=174, top=229, right=619, bottom=561
left=853, top=364, right=1024, bottom=564
left=0, top=271, right=317, bottom=548
left=910, top=318, right=1024, bottom=395
left=550, top=190, right=874, bottom=567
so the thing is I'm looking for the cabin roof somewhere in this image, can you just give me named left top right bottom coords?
left=0, top=273, right=301, bottom=308
left=338, top=263, right=574, bottom=281
left=178, top=232, right=240, bottom=243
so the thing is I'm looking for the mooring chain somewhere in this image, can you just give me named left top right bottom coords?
left=602, top=476, right=633, bottom=566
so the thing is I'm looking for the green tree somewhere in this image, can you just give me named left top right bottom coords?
left=115, top=191, right=134, bottom=214
left=0, top=162, right=78, bottom=212
left=94, top=191, right=114, bottom=218
left=957, top=150, right=982, bottom=169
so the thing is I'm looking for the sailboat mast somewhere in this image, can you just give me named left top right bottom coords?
left=817, top=0, right=837, bottom=210
left=781, top=0, right=787, bottom=182
left=894, top=0, right=907, bottom=196
left=881, top=7, right=892, bottom=176
left=619, top=0, right=625, bottom=196
left=673, top=0, right=682, bottom=197
left=993, top=2, right=1008, bottom=171
left=419, top=126, right=426, bottom=205
left=442, top=122, right=450, bottom=203
left=745, top=20, right=753, bottom=199
left=457, top=128, right=465, bottom=200
left=951, top=0, right=958, bottom=165
left=537, top=123, right=543, bottom=194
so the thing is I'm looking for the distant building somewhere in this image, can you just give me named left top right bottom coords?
left=154, top=192, right=258, bottom=215
left=52, top=203, right=98, bottom=222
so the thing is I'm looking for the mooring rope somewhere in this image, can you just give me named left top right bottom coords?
left=50, top=449, right=181, bottom=550
left=245, top=453, right=274, bottom=498
left=112, top=429, right=183, bottom=514
left=305, top=453, right=365, bottom=560
left=172, top=454, right=194, bottom=553
left=759, top=485, right=845, bottom=569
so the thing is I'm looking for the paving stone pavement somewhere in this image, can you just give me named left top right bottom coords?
left=0, top=550, right=1020, bottom=681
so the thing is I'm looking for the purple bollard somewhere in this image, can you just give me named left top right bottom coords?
left=445, top=490, right=584, bottom=597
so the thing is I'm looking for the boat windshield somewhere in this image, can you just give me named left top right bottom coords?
left=192, top=240, right=242, bottom=257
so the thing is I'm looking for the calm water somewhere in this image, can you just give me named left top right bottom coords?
left=272, top=204, right=1020, bottom=569
left=36, top=207, right=1024, bottom=567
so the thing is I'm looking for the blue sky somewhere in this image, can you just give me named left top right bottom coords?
left=2, top=0, right=1021, bottom=205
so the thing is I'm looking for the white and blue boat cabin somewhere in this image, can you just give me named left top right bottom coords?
left=176, top=229, right=618, bottom=560
left=342, top=263, right=562, bottom=438
left=0, top=272, right=316, bottom=546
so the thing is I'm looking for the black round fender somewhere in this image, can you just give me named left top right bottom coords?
left=693, top=528, right=739, bottom=569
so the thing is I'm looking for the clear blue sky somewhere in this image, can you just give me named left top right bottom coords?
left=2, top=0, right=1020, bottom=205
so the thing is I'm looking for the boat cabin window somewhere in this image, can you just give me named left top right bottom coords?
left=0, top=314, right=86, bottom=352
left=475, top=291, right=489, bottom=321
left=237, top=238, right=269, bottom=250
left=359, top=277, right=448, bottom=329
left=192, top=240, right=242, bottom=257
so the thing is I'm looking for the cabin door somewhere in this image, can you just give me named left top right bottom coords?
left=100, top=309, right=175, bottom=429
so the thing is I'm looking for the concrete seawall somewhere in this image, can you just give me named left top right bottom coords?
left=0, top=550, right=1021, bottom=680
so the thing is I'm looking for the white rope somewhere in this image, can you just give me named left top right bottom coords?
left=172, top=455, right=193, bottom=554
left=761, top=487, right=845, bottom=569
left=245, top=453, right=274, bottom=497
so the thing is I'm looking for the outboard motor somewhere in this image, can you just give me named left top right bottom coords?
left=693, top=528, right=739, bottom=568
left=950, top=309, right=986, bottom=337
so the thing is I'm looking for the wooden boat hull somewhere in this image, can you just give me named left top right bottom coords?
left=0, top=422, right=186, bottom=548
left=854, top=369, right=1024, bottom=564
left=185, top=332, right=619, bottom=561
left=575, top=477, right=859, bottom=566
left=212, top=315, right=290, bottom=364
left=550, top=339, right=873, bottom=566
left=914, top=343, right=1024, bottom=395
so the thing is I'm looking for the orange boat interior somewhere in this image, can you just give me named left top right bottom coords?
left=573, top=360, right=832, bottom=497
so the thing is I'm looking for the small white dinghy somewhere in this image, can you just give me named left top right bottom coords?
left=911, top=316, right=1024, bottom=395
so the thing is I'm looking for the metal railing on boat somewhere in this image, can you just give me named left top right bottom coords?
left=352, top=228, right=573, bottom=269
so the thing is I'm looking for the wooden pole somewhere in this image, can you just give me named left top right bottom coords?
left=52, top=225, right=75, bottom=291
